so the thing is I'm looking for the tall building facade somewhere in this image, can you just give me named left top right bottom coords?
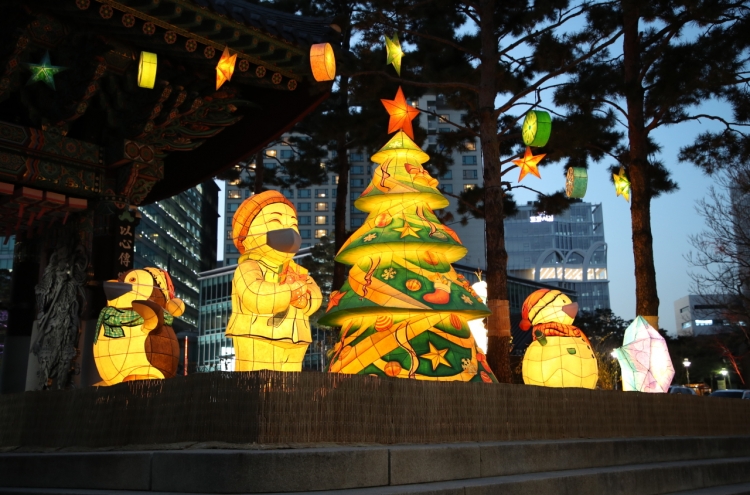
left=135, top=181, right=219, bottom=332
left=504, top=201, right=610, bottom=314
left=674, top=295, right=736, bottom=337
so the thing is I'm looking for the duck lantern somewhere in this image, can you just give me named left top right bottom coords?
left=520, top=289, right=598, bottom=389
left=225, top=190, right=322, bottom=371
left=93, top=267, right=183, bottom=385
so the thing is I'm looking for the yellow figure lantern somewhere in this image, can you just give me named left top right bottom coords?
left=137, top=51, right=157, bottom=89
left=519, top=289, right=598, bottom=388
left=216, top=46, right=237, bottom=90
left=320, top=112, right=496, bottom=382
left=310, top=43, right=336, bottom=82
left=225, top=191, right=322, bottom=371
left=93, top=267, right=184, bottom=385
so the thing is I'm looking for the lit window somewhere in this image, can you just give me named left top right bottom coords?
left=695, top=319, right=713, bottom=326
left=539, top=267, right=563, bottom=280
left=315, top=229, right=327, bottom=238
left=315, top=202, right=328, bottom=211
left=465, top=141, right=476, bottom=151
left=463, top=184, right=476, bottom=191
left=682, top=321, right=692, bottom=329
left=462, top=170, right=477, bottom=179
left=462, top=155, right=478, bottom=165
left=320, top=162, right=326, bottom=169
left=228, top=190, right=241, bottom=199
left=316, top=189, right=327, bottom=198
left=586, top=268, right=608, bottom=280
left=563, top=268, right=583, bottom=281
left=265, top=149, right=277, bottom=157
left=439, top=114, right=449, bottom=123
left=334, top=175, right=339, bottom=184
left=315, top=216, right=327, bottom=225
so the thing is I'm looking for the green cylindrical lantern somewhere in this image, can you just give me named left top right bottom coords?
left=565, top=167, right=588, bottom=198
left=522, top=110, right=552, bottom=147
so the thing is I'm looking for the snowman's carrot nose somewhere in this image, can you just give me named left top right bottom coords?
left=562, top=302, right=578, bottom=318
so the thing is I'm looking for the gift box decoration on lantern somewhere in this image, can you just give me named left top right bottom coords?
left=520, top=289, right=598, bottom=388
left=319, top=87, right=496, bottom=382
left=93, top=267, right=184, bottom=385
left=225, top=190, right=322, bottom=371
left=613, top=316, right=675, bottom=393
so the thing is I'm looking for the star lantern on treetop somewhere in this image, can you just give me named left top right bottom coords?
left=216, top=46, right=237, bottom=90
left=385, top=33, right=404, bottom=76
left=513, top=147, right=545, bottom=182
left=381, top=87, right=420, bottom=139
left=25, top=51, right=66, bottom=90
left=613, top=167, right=631, bottom=202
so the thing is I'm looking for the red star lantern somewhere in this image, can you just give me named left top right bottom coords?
left=513, top=146, right=545, bottom=182
left=381, top=87, right=420, bottom=139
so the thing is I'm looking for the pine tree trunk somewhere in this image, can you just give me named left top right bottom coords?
left=479, top=0, right=512, bottom=383
left=333, top=75, right=350, bottom=291
left=254, top=150, right=264, bottom=195
left=623, top=1, right=659, bottom=325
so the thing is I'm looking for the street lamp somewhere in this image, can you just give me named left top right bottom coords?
left=683, top=358, right=691, bottom=385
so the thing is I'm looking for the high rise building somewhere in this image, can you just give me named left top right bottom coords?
left=135, top=181, right=219, bottom=333
left=674, top=295, right=736, bottom=337
left=504, top=201, right=610, bottom=314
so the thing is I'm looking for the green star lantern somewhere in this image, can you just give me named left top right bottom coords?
left=521, top=110, right=552, bottom=147
left=25, top=52, right=67, bottom=90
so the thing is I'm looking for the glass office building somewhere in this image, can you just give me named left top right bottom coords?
left=135, top=181, right=219, bottom=332
left=504, top=201, right=610, bottom=314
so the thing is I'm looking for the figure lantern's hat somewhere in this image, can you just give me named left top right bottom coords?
left=232, top=190, right=295, bottom=253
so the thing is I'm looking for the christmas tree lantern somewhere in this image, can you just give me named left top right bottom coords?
left=93, top=267, right=183, bottom=385
left=565, top=167, right=588, bottom=198
left=320, top=88, right=495, bottom=382
left=520, top=289, right=598, bottom=388
left=310, top=43, right=336, bottom=82
left=468, top=276, right=488, bottom=353
left=137, top=51, right=157, bottom=89
left=614, top=316, right=675, bottom=393
left=522, top=110, right=552, bottom=147
left=225, top=191, right=322, bottom=371
left=216, top=46, right=237, bottom=90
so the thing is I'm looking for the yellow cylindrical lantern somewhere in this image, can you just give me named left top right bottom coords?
left=138, top=51, right=157, bottom=89
left=310, top=43, right=335, bottom=82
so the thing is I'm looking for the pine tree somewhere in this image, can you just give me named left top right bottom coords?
left=319, top=130, right=496, bottom=382
left=556, top=0, right=750, bottom=327
left=351, top=0, right=622, bottom=381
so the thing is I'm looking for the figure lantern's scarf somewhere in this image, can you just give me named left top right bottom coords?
left=320, top=129, right=496, bottom=383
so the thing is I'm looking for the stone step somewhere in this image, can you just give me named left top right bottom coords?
left=667, top=483, right=750, bottom=495
left=1, top=457, right=750, bottom=495
left=1, top=437, right=749, bottom=494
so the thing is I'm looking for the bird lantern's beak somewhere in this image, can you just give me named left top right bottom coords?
left=562, top=302, right=579, bottom=319
left=103, top=281, right=133, bottom=301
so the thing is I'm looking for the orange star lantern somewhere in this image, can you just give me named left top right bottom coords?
left=216, top=46, right=237, bottom=90
left=513, top=146, right=545, bottom=182
left=381, top=87, right=420, bottom=139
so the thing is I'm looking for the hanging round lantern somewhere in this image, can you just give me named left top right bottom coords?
left=521, top=110, right=552, bottom=147
left=137, top=51, right=157, bottom=89
left=565, top=167, right=588, bottom=198
left=309, top=43, right=336, bottom=82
